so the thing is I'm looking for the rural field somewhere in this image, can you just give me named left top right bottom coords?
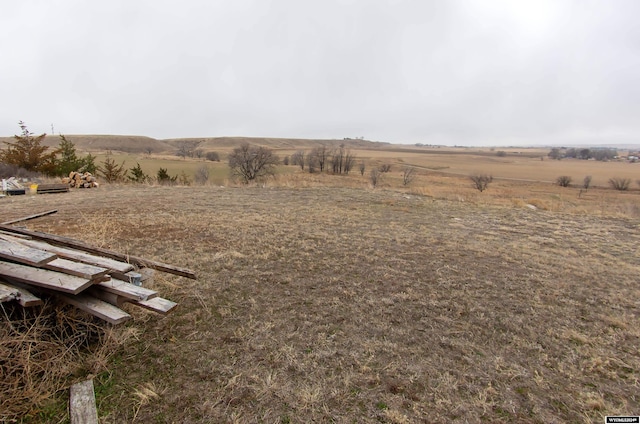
left=1, top=153, right=639, bottom=423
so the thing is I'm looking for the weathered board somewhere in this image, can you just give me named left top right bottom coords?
left=0, top=281, right=19, bottom=302
left=43, top=258, right=109, bottom=280
left=0, top=262, right=94, bottom=294
left=57, top=293, right=131, bottom=325
left=4, top=236, right=134, bottom=273
left=0, top=224, right=197, bottom=279
left=94, top=279, right=157, bottom=301
left=0, top=238, right=57, bottom=266
left=69, top=379, right=98, bottom=424
left=135, top=297, right=178, bottom=315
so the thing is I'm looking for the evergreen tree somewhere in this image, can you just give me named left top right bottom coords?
left=56, top=134, right=84, bottom=176
left=128, top=162, right=149, bottom=183
left=0, top=121, right=58, bottom=175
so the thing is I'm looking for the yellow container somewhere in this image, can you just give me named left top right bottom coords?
left=29, top=184, right=38, bottom=195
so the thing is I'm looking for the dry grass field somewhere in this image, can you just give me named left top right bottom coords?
left=1, top=173, right=639, bottom=422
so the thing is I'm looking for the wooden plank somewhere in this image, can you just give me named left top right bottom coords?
left=94, top=278, right=157, bottom=301
left=0, top=261, right=95, bottom=295
left=1, top=210, right=58, bottom=225
left=0, top=224, right=197, bottom=279
left=2, top=236, right=134, bottom=273
left=58, top=293, right=131, bottom=325
left=15, top=286, right=43, bottom=306
left=43, top=258, right=109, bottom=280
left=0, top=280, right=44, bottom=307
left=109, top=270, right=142, bottom=285
left=69, top=379, right=99, bottom=424
left=0, top=281, right=19, bottom=302
left=89, top=289, right=125, bottom=307
left=0, top=238, right=58, bottom=266
left=134, top=297, right=177, bottom=315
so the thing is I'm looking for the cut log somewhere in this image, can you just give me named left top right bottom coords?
left=0, top=261, right=96, bottom=295
left=57, top=292, right=131, bottom=324
left=43, top=258, right=109, bottom=280
left=94, top=278, right=157, bottom=301
left=0, top=238, right=58, bottom=266
left=0, top=224, right=197, bottom=279
left=69, top=379, right=99, bottom=424
left=1, top=209, right=58, bottom=225
left=134, top=297, right=178, bottom=315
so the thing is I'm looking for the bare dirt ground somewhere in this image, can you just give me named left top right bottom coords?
left=2, top=184, right=639, bottom=423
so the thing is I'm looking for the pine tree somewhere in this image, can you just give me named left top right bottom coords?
left=98, top=152, right=127, bottom=183
left=56, top=134, right=84, bottom=176
left=128, top=162, right=149, bottom=183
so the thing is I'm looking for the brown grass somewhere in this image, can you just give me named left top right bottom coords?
left=1, top=176, right=639, bottom=423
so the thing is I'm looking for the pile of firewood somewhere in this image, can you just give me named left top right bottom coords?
left=0, top=212, right=196, bottom=324
left=62, top=172, right=99, bottom=188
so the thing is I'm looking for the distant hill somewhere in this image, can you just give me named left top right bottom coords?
left=0, top=134, right=389, bottom=155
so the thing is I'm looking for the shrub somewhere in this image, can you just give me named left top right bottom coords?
left=205, top=151, right=220, bottom=162
left=157, top=168, right=177, bottom=185
left=402, top=167, right=416, bottom=186
left=370, top=169, right=382, bottom=188
left=609, top=177, right=631, bottom=191
left=470, top=174, right=493, bottom=192
left=556, top=176, right=572, bottom=187
left=195, top=166, right=210, bottom=184
left=127, top=163, right=149, bottom=183
left=496, top=150, right=507, bottom=157
left=583, top=175, right=592, bottom=190
left=378, top=163, right=392, bottom=173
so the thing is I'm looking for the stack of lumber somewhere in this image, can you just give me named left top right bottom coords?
left=1, top=177, right=26, bottom=195
left=0, top=221, right=196, bottom=324
left=36, top=183, right=70, bottom=194
left=62, top=171, right=99, bottom=188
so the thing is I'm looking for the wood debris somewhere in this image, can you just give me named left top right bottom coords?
left=0, top=219, right=195, bottom=324
left=1, top=177, right=26, bottom=195
left=62, top=171, right=99, bottom=188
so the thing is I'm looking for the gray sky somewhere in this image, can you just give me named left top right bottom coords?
left=1, top=0, right=639, bottom=146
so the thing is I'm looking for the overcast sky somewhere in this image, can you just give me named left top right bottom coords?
left=1, top=1, right=639, bottom=146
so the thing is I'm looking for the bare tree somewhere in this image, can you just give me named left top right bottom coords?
left=177, top=140, right=199, bottom=159
left=343, top=150, right=356, bottom=174
left=470, top=174, right=493, bottom=192
left=306, top=151, right=318, bottom=173
left=556, top=176, right=572, bottom=187
left=331, top=145, right=356, bottom=174
left=402, top=167, right=416, bottom=186
left=310, top=145, right=330, bottom=172
left=583, top=175, right=592, bottom=190
left=370, top=169, right=382, bottom=188
left=291, top=150, right=305, bottom=170
left=195, top=165, right=210, bottom=184
left=228, top=143, right=279, bottom=183
left=359, top=161, right=366, bottom=176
